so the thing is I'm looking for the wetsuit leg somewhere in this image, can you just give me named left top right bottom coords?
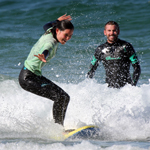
left=19, top=67, right=70, bottom=125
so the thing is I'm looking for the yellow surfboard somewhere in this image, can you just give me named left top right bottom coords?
left=64, top=125, right=100, bottom=140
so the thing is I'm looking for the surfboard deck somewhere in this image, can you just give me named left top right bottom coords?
left=64, top=125, right=100, bottom=140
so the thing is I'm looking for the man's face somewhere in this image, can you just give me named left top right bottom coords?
left=104, top=24, right=120, bottom=44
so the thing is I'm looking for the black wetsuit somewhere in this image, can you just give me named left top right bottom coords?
left=19, top=20, right=69, bottom=125
left=87, top=39, right=141, bottom=88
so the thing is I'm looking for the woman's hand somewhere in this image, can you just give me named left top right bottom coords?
left=57, top=14, right=72, bottom=21
left=34, top=54, right=46, bottom=63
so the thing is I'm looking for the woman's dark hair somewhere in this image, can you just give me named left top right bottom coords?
left=56, top=20, right=74, bottom=31
left=51, top=20, right=74, bottom=41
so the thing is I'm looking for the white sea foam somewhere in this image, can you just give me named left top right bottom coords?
left=0, top=79, right=150, bottom=142
left=0, top=140, right=149, bottom=150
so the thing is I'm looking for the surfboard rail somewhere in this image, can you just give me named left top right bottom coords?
left=64, top=125, right=100, bottom=140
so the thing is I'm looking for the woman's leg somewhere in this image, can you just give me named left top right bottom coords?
left=39, top=76, right=70, bottom=125
left=19, top=67, right=70, bottom=125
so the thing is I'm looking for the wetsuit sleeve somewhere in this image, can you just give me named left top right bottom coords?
left=87, top=47, right=101, bottom=78
left=131, top=62, right=141, bottom=86
left=125, top=43, right=141, bottom=86
left=42, top=50, right=49, bottom=59
left=43, top=20, right=59, bottom=32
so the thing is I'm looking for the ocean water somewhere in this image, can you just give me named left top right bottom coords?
left=1, top=0, right=150, bottom=149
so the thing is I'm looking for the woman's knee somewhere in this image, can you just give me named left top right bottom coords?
left=62, top=92, right=70, bottom=102
left=66, top=93, right=70, bottom=103
left=60, top=92, right=70, bottom=104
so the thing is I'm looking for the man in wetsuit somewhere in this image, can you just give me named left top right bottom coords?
left=87, top=21, right=141, bottom=88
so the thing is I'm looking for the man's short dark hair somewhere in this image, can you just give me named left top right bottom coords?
left=105, top=21, right=120, bottom=31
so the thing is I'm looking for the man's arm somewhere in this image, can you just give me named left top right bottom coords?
left=126, top=43, right=141, bottom=86
left=87, top=55, right=99, bottom=78
left=131, top=62, right=141, bottom=86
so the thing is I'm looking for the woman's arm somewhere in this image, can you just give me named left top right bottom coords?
left=43, top=14, right=72, bottom=31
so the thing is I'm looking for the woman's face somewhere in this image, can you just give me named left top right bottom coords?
left=56, top=28, right=73, bottom=44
